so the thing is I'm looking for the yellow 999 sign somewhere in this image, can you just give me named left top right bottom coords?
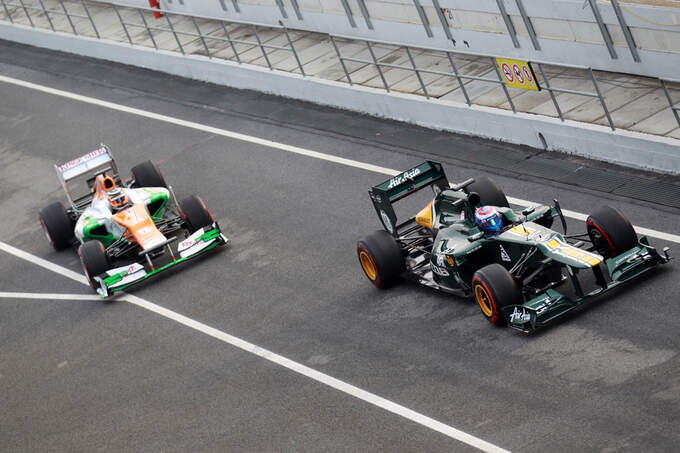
left=495, top=58, right=540, bottom=91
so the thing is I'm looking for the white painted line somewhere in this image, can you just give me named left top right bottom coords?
left=0, top=241, right=88, bottom=285
left=0, top=73, right=677, bottom=244
left=0, top=291, right=102, bottom=300
left=0, top=241, right=509, bottom=453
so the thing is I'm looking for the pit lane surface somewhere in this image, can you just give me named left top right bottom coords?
left=1, top=41, right=679, bottom=452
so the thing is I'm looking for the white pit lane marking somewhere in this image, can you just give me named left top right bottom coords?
left=0, top=291, right=102, bottom=300
left=0, top=241, right=510, bottom=453
left=0, top=74, right=678, bottom=244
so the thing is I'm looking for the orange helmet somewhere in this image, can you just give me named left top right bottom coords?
left=108, top=188, right=130, bottom=211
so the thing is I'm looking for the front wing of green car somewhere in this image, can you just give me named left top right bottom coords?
left=500, top=237, right=670, bottom=333
left=92, top=223, right=228, bottom=297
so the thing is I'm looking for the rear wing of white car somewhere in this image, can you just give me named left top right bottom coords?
left=55, top=145, right=122, bottom=209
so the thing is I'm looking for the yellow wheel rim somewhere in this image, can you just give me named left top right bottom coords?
left=359, top=251, right=377, bottom=281
left=475, top=285, right=493, bottom=317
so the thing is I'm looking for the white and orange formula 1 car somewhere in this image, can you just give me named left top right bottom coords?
left=39, top=145, right=228, bottom=297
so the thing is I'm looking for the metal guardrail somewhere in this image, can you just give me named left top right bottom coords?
left=1, top=0, right=679, bottom=133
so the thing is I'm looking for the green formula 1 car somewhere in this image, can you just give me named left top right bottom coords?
left=39, top=145, right=228, bottom=297
left=357, top=161, right=670, bottom=333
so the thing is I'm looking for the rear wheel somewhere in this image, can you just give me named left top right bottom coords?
left=78, top=240, right=110, bottom=290
left=131, top=160, right=167, bottom=188
left=178, top=195, right=214, bottom=232
left=468, top=177, right=509, bottom=208
left=39, top=202, right=74, bottom=250
left=586, top=206, right=637, bottom=258
left=357, top=230, right=405, bottom=289
left=472, top=263, right=522, bottom=326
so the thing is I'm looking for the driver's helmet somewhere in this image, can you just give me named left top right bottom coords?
left=107, top=188, right=130, bottom=212
left=475, top=206, right=503, bottom=235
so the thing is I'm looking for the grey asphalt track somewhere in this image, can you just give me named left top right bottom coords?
left=1, top=40, right=679, bottom=453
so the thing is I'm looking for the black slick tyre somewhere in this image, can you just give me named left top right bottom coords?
left=78, top=240, right=110, bottom=290
left=586, top=206, right=637, bottom=258
left=131, top=160, right=167, bottom=188
left=357, top=230, right=405, bottom=289
left=39, top=202, right=74, bottom=250
left=472, top=263, right=522, bottom=326
left=178, top=195, right=214, bottom=232
left=467, top=177, right=509, bottom=208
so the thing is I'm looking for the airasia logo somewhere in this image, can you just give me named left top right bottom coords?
left=387, top=168, right=421, bottom=189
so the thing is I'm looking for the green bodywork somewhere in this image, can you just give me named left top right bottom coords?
left=368, top=161, right=669, bottom=333
left=80, top=188, right=169, bottom=246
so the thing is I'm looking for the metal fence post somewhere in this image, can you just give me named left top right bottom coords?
left=610, top=0, right=640, bottom=62
left=282, top=26, right=305, bottom=75
left=192, top=16, right=210, bottom=57
left=587, top=0, right=617, bottom=59
left=274, top=0, right=288, bottom=19
left=432, top=0, right=453, bottom=43
left=231, top=0, right=240, bottom=13
left=366, top=41, right=389, bottom=92
left=37, top=0, right=55, bottom=31
left=405, top=47, right=428, bottom=98
left=165, top=14, right=185, bottom=54
left=221, top=21, right=241, bottom=64
left=590, top=68, right=614, bottom=130
left=81, top=1, right=100, bottom=39
left=496, top=0, right=519, bottom=48
left=330, top=35, right=353, bottom=85
left=2, top=0, right=14, bottom=24
left=536, top=63, right=563, bottom=121
left=492, top=57, right=516, bottom=112
left=446, top=53, right=471, bottom=106
left=17, top=0, right=34, bottom=28
left=113, top=5, right=132, bottom=45
left=356, top=0, right=372, bottom=29
left=138, top=8, right=158, bottom=50
left=252, top=25, right=273, bottom=70
left=339, top=0, right=357, bottom=28
left=515, top=0, right=539, bottom=50
left=660, top=79, right=680, bottom=129
left=58, top=0, right=78, bottom=35
left=289, top=0, right=303, bottom=20
left=413, top=0, right=433, bottom=38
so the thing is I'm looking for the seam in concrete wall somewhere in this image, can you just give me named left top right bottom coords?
left=1, top=23, right=679, bottom=174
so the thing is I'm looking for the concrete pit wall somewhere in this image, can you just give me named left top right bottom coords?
left=2, top=22, right=679, bottom=174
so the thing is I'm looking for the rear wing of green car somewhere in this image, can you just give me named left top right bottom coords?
left=369, top=161, right=450, bottom=237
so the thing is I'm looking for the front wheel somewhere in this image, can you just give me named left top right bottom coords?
left=472, top=264, right=522, bottom=326
left=586, top=206, right=637, bottom=258
left=357, top=230, right=405, bottom=289
left=178, top=195, right=214, bottom=232
left=78, top=240, right=111, bottom=290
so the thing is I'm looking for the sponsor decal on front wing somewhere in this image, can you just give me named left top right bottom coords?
left=387, top=167, right=421, bottom=189
left=509, top=307, right=531, bottom=324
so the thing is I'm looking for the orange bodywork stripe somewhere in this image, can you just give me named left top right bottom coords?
left=112, top=204, right=166, bottom=250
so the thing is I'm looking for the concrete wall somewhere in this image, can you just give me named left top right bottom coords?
left=1, top=22, right=679, bottom=173
left=102, top=0, right=680, bottom=80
